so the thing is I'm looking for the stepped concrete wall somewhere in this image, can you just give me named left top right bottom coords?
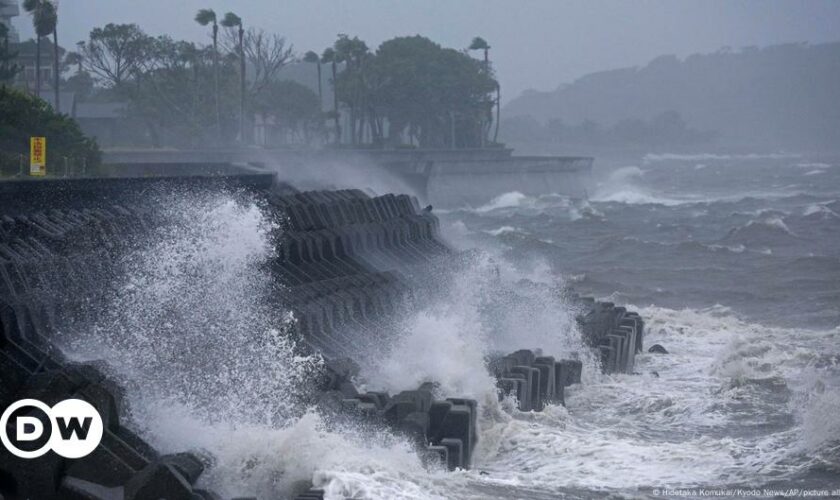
left=1, top=172, right=639, bottom=499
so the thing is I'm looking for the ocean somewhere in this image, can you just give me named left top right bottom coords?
left=57, top=152, right=840, bottom=499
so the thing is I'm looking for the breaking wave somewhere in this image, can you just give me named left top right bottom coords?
left=724, top=216, right=798, bottom=245
left=592, top=166, right=687, bottom=206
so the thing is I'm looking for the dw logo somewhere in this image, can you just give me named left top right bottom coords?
left=0, top=399, right=103, bottom=459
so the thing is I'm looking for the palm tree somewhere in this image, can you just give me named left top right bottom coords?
left=321, top=47, right=340, bottom=144
left=303, top=50, right=322, bottom=110
left=47, top=1, right=59, bottom=111
left=195, top=8, right=221, bottom=140
left=221, top=12, right=245, bottom=143
left=469, top=36, right=500, bottom=144
left=493, top=82, right=500, bottom=143
left=23, top=0, right=57, bottom=103
left=468, top=36, right=490, bottom=66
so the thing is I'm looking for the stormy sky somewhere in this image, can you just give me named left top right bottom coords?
left=14, top=0, right=840, bottom=101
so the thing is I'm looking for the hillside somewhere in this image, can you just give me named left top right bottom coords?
left=502, top=42, right=840, bottom=152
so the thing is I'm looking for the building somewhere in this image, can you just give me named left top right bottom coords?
left=0, top=0, right=19, bottom=44
left=15, top=37, right=64, bottom=93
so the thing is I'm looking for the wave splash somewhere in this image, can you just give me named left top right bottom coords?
left=592, top=166, right=687, bottom=206
left=46, top=186, right=840, bottom=497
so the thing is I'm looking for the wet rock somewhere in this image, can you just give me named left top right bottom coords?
left=651, top=371, right=660, bottom=378
left=648, top=344, right=669, bottom=354
left=124, top=462, right=193, bottom=500
left=293, top=490, right=325, bottom=500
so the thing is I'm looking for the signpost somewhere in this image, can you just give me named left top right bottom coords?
left=30, top=137, right=46, bottom=177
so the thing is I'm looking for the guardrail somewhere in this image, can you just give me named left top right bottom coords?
left=0, top=154, right=93, bottom=179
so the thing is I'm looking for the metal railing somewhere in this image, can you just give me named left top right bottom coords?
left=0, top=154, right=93, bottom=179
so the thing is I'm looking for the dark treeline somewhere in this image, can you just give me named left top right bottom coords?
left=503, top=42, right=840, bottom=152
left=327, top=34, right=498, bottom=148
left=2, top=7, right=501, bottom=150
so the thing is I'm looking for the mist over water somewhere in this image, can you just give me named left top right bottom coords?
left=431, top=152, right=840, bottom=497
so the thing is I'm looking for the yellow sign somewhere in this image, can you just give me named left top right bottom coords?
left=30, top=137, right=46, bottom=176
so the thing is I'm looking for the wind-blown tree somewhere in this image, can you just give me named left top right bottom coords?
left=64, top=50, right=82, bottom=73
left=130, top=36, right=239, bottom=147
left=372, top=35, right=497, bottom=148
left=236, top=28, right=293, bottom=95
left=468, top=36, right=499, bottom=144
left=333, top=34, right=371, bottom=145
left=321, top=47, right=340, bottom=143
left=219, top=24, right=293, bottom=143
left=78, top=23, right=151, bottom=90
left=61, top=50, right=94, bottom=99
left=195, top=8, right=221, bottom=139
left=48, top=0, right=59, bottom=110
left=22, top=0, right=57, bottom=101
left=0, top=24, right=21, bottom=84
left=468, top=36, right=489, bottom=65
left=251, top=79, right=323, bottom=145
left=303, top=50, right=322, bottom=109
left=220, top=12, right=245, bottom=142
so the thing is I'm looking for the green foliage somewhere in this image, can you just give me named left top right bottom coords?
left=0, top=86, right=101, bottom=172
left=331, top=35, right=497, bottom=148
left=468, top=37, right=490, bottom=51
left=23, top=0, right=56, bottom=37
left=220, top=12, right=242, bottom=28
left=78, top=23, right=151, bottom=88
left=194, top=9, right=217, bottom=26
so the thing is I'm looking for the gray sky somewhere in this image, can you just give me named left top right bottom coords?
left=14, top=0, right=840, bottom=101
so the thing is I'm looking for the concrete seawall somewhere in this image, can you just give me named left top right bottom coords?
left=101, top=148, right=594, bottom=206
left=0, top=171, right=638, bottom=499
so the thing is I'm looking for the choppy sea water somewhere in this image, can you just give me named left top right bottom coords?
left=58, top=153, right=840, bottom=499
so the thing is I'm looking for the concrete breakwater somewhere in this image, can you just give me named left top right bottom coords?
left=102, top=148, right=594, bottom=206
left=0, top=172, right=642, bottom=499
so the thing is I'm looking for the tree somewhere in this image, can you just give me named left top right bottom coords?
left=468, top=36, right=489, bottom=65
left=332, top=34, right=371, bottom=145
left=220, top=12, right=245, bottom=142
left=468, top=36, right=499, bottom=144
left=0, top=85, right=100, bottom=173
left=321, top=47, right=340, bottom=143
left=244, top=29, right=292, bottom=94
left=22, top=0, right=57, bottom=100
left=78, top=23, right=151, bottom=89
left=62, top=49, right=93, bottom=100
left=252, top=79, right=322, bottom=145
left=217, top=25, right=293, bottom=143
left=372, top=35, right=497, bottom=148
left=64, top=50, right=82, bottom=73
left=128, top=36, right=238, bottom=147
left=48, top=0, right=59, bottom=110
left=195, top=8, right=221, bottom=139
left=0, top=24, right=21, bottom=84
left=303, top=50, right=322, bottom=110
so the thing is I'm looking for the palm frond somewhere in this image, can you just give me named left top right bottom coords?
left=220, top=12, right=241, bottom=28
left=195, top=9, right=216, bottom=26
